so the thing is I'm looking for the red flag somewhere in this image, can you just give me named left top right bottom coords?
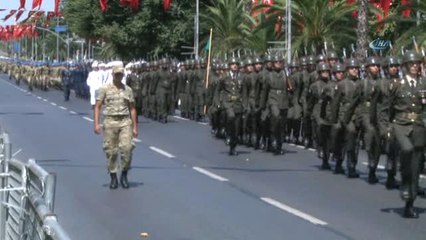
left=15, top=10, right=25, bottom=22
left=99, top=0, right=108, bottom=12
left=120, top=0, right=139, bottom=10
left=54, top=0, right=61, bottom=15
left=3, top=10, right=17, bottom=21
left=163, top=0, right=172, bottom=11
left=402, top=0, right=411, bottom=17
left=20, top=0, right=26, bottom=9
left=32, top=0, right=43, bottom=9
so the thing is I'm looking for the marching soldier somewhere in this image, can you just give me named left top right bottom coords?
left=287, top=59, right=303, bottom=144
left=370, top=56, right=400, bottom=189
left=301, top=55, right=317, bottom=148
left=219, top=56, right=244, bottom=155
left=345, top=57, right=382, bottom=184
left=331, top=59, right=361, bottom=177
left=156, top=58, right=172, bottom=123
left=389, top=51, right=426, bottom=218
left=126, top=63, right=142, bottom=115
left=262, top=54, right=290, bottom=155
left=307, top=63, right=332, bottom=169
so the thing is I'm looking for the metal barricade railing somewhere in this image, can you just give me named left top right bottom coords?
left=0, top=130, right=71, bottom=240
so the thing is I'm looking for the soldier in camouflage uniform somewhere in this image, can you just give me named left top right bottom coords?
left=156, top=58, right=173, bottom=123
left=94, top=64, right=138, bottom=190
left=287, top=59, right=302, bottom=144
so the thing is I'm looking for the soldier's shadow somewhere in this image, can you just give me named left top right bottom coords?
left=101, top=182, right=144, bottom=189
left=381, top=206, right=426, bottom=218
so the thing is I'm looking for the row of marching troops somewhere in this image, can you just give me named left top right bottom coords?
left=0, top=59, right=91, bottom=101
left=123, top=50, right=426, bottom=218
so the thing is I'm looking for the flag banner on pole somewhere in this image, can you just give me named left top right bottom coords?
left=15, top=10, right=25, bottom=22
left=19, top=0, right=26, bottom=9
left=20, top=10, right=37, bottom=23
left=3, top=10, right=17, bottom=21
left=32, top=0, right=43, bottom=10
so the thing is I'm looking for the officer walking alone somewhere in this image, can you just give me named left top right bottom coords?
left=94, top=63, right=139, bottom=189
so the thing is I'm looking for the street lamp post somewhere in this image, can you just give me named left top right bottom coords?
left=195, top=0, right=199, bottom=60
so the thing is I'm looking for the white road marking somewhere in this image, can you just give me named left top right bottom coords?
left=149, top=146, right=175, bottom=158
left=421, top=175, right=426, bottom=179
left=133, top=138, right=142, bottom=143
left=12, top=149, right=22, bottom=157
left=296, top=145, right=304, bottom=149
left=308, top=148, right=316, bottom=152
left=83, top=117, right=94, bottom=122
left=69, top=111, right=77, bottom=114
left=193, top=167, right=229, bottom=182
left=261, top=197, right=328, bottom=226
left=361, top=162, right=385, bottom=170
left=198, top=122, right=209, bottom=126
left=59, top=106, right=67, bottom=110
left=50, top=102, right=57, bottom=106
left=37, top=96, right=42, bottom=100
left=289, top=143, right=296, bottom=146
left=173, top=116, right=189, bottom=121
left=43, top=99, right=48, bottom=102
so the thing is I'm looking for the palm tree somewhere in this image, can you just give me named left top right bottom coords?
left=200, top=0, right=253, bottom=56
left=356, top=0, right=369, bottom=59
left=267, top=0, right=357, bottom=58
left=390, top=1, right=426, bottom=54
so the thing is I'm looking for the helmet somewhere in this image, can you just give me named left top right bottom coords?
left=316, top=54, right=326, bottom=63
left=317, top=63, right=330, bottom=72
left=403, top=50, right=422, bottom=64
left=290, top=60, right=299, bottom=68
left=384, top=56, right=400, bottom=67
left=272, top=54, right=284, bottom=62
left=245, top=58, right=254, bottom=66
left=228, top=56, right=240, bottom=65
left=299, top=56, right=308, bottom=66
left=160, top=58, right=169, bottom=65
left=264, top=54, right=273, bottom=62
left=307, top=55, right=316, bottom=65
left=253, top=56, right=263, bottom=64
left=332, top=63, right=345, bottom=73
left=221, top=63, right=229, bottom=70
left=327, top=51, right=338, bottom=60
left=346, top=58, right=360, bottom=68
left=365, top=56, right=381, bottom=66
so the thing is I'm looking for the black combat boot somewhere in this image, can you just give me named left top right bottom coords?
left=333, top=157, right=345, bottom=174
left=229, top=145, right=238, bottom=156
left=120, top=171, right=129, bottom=189
left=109, top=173, right=118, bottom=189
left=320, top=156, right=331, bottom=170
left=385, top=171, right=398, bottom=189
left=368, top=167, right=379, bottom=184
left=403, top=200, right=418, bottom=218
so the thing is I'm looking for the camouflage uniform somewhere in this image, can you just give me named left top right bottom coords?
left=97, top=84, right=135, bottom=173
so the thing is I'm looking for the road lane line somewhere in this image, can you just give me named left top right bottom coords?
left=69, top=111, right=77, bottom=114
left=149, top=146, right=175, bottom=158
left=198, top=122, right=209, bottom=126
left=193, top=167, right=229, bottom=182
left=12, top=149, right=22, bottom=157
left=50, top=102, right=57, bottom=106
left=261, top=197, right=328, bottom=226
left=59, top=106, right=67, bottom=110
left=173, top=116, right=189, bottom=121
left=133, top=138, right=142, bottom=143
left=83, top=117, right=94, bottom=122
left=296, top=145, right=304, bottom=149
left=37, top=96, right=42, bottom=100
left=308, top=148, right=316, bottom=152
left=43, top=99, right=48, bottom=102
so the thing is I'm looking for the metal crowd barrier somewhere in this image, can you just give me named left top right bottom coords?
left=0, top=129, right=71, bottom=240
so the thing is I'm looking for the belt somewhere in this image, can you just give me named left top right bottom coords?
left=228, top=95, right=240, bottom=101
left=271, top=89, right=284, bottom=94
left=398, top=112, right=420, bottom=122
left=105, top=115, right=129, bottom=120
left=364, top=101, right=371, bottom=107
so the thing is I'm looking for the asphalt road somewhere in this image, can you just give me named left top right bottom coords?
left=1, top=75, right=426, bottom=240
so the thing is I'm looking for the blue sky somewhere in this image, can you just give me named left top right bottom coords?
left=0, top=0, right=56, bottom=26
